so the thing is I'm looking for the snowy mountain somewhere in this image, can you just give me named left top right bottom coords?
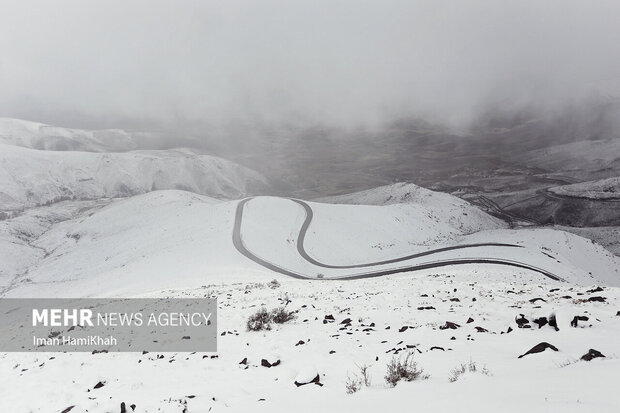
left=0, top=143, right=271, bottom=213
left=0, top=118, right=142, bottom=152
left=3, top=188, right=618, bottom=297
left=549, top=177, right=620, bottom=200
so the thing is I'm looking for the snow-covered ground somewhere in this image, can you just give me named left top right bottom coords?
left=1, top=274, right=618, bottom=412
left=549, top=177, right=620, bottom=200
left=0, top=144, right=270, bottom=213
left=1, top=175, right=619, bottom=411
left=0, top=117, right=141, bottom=152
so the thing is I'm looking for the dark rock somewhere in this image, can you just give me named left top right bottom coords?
left=549, top=314, right=559, bottom=331
left=533, top=317, right=548, bottom=329
left=588, top=296, right=606, bottom=302
left=439, top=321, right=460, bottom=330
left=130, top=404, right=136, bottom=411
left=93, top=381, right=105, bottom=389
left=518, top=342, right=559, bottom=359
left=466, top=317, right=474, bottom=324
left=507, top=326, right=513, bottom=333
left=340, top=318, right=352, bottom=325
left=295, top=340, right=305, bottom=346
left=61, top=407, right=75, bottom=413
left=617, top=311, right=620, bottom=317
left=430, top=346, right=445, bottom=351
left=399, top=326, right=408, bottom=332
left=294, top=373, right=321, bottom=387
left=417, top=306, right=435, bottom=310
left=581, top=349, right=605, bottom=361
left=586, top=287, right=604, bottom=294
left=475, top=326, right=488, bottom=333
left=561, top=295, right=572, bottom=299
left=571, top=316, right=589, bottom=328
left=261, top=359, right=280, bottom=368
left=121, top=402, right=127, bottom=413
left=515, top=314, right=529, bottom=328
left=450, top=298, right=460, bottom=302
left=329, top=350, right=336, bottom=354
left=239, top=357, right=248, bottom=365
left=529, top=298, right=546, bottom=304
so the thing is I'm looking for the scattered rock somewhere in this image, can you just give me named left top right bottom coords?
left=586, top=287, right=604, bottom=294
left=120, top=402, right=127, bottom=413
left=261, top=358, right=280, bottom=368
left=439, top=321, right=460, bottom=330
left=529, top=298, right=546, bottom=304
left=549, top=314, right=559, bottom=331
left=340, top=318, right=352, bottom=325
left=518, top=342, right=559, bottom=359
left=399, top=326, right=409, bottom=332
left=294, top=368, right=322, bottom=387
left=571, top=316, right=589, bottom=328
left=239, top=357, right=248, bottom=365
left=581, top=349, right=605, bottom=361
left=329, top=350, right=336, bottom=354
left=466, top=317, right=474, bottom=324
left=588, top=296, right=606, bottom=302
left=475, top=326, right=488, bottom=333
left=61, top=407, right=75, bottom=413
left=533, top=317, right=548, bottom=329
left=515, top=314, right=529, bottom=328
left=295, top=340, right=305, bottom=346
left=93, top=381, right=105, bottom=389
left=417, top=306, right=435, bottom=310
left=430, top=346, right=445, bottom=351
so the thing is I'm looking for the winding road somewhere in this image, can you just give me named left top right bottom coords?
left=232, top=197, right=564, bottom=282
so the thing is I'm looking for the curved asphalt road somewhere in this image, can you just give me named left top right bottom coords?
left=232, top=197, right=564, bottom=282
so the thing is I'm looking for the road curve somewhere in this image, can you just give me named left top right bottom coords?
left=232, top=197, right=564, bottom=282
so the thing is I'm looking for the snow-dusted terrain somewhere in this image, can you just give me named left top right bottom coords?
left=0, top=118, right=141, bottom=152
left=0, top=143, right=270, bottom=213
left=549, top=177, right=620, bottom=200
left=1, top=141, right=619, bottom=411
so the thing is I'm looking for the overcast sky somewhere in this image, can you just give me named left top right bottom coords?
left=1, top=0, right=620, bottom=132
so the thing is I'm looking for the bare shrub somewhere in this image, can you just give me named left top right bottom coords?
left=267, top=279, right=281, bottom=289
left=271, top=307, right=296, bottom=324
left=385, top=353, right=429, bottom=387
left=345, top=375, right=362, bottom=394
left=246, top=307, right=272, bottom=331
left=448, top=361, right=490, bottom=382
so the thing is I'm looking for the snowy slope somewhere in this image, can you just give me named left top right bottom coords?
left=1, top=186, right=620, bottom=412
left=1, top=273, right=619, bottom=412
left=518, top=138, right=620, bottom=178
left=549, top=177, right=620, bottom=200
left=0, top=118, right=141, bottom=152
left=0, top=144, right=270, bottom=212
left=317, top=182, right=504, bottom=233
left=4, top=192, right=619, bottom=298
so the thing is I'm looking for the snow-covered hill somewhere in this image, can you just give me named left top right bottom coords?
left=0, top=144, right=271, bottom=212
left=549, top=177, right=620, bottom=200
left=317, top=182, right=503, bottom=234
left=0, top=118, right=141, bottom=152
left=518, top=138, right=620, bottom=179
left=3, top=190, right=618, bottom=297
left=1, top=183, right=619, bottom=412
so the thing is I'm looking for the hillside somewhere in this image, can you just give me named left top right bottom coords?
left=3, top=190, right=618, bottom=298
left=0, top=144, right=271, bottom=213
left=0, top=117, right=142, bottom=152
left=549, top=177, right=620, bottom=200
